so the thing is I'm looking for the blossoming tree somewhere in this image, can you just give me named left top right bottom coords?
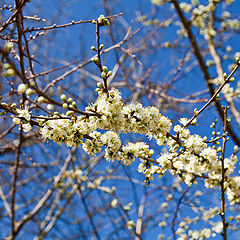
left=1, top=0, right=240, bottom=239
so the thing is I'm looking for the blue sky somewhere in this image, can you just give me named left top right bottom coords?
left=1, top=0, right=240, bottom=239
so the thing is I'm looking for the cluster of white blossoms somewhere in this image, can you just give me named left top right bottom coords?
left=226, top=175, right=240, bottom=205
left=157, top=119, right=239, bottom=193
left=13, top=88, right=169, bottom=168
left=12, top=108, right=32, bottom=132
left=11, top=84, right=240, bottom=204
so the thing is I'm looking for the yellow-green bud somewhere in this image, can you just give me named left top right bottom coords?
left=223, top=72, right=228, bottom=79
left=11, top=103, right=17, bottom=109
left=101, top=71, right=106, bottom=78
left=3, top=63, right=11, bottom=69
left=95, top=88, right=101, bottom=92
left=37, top=96, right=46, bottom=103
left=207, top=60, right=214, bottom=67
left=102, top=66, right=108, bottom=72
left=226, top=46, right=232, bottom=53
left=103, top=19, right=110, bottom=26
left=60, top=94, right=67, bottom=102
left=97, top=82, right=103, bottom=88
left=54, top=112, right=60, bottom=116
left=17, top=84, right=28, bottom=93
left=164, top=41, right=170, bottom=48
left=62, top=103, right=68, bottom=109
left=67, top=98, right=73, bottom=103
left=47, top=104, right=54, bottom=110
left=5, top=69, right=15, bottom=77
left=91, top=46, right=97, bottom=51
left=72, top=101, right=77, bottom=107
left=4, top=42, right=14, bottom=52
left=29, top=81, right=35, bottom=87
left=194, top=108, right=199, bottom=116
left=107, top=71, right=112, bottom=77
left=26, top=88, right=36, bottom=96
left=66, top=110, right=74, bottom=116
left=91, top=57, right=99, bottom=64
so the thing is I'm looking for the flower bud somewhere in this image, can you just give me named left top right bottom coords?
left=5, top=69, right=15, bottom=77
left=17, top=84, right=28, bottom=93
left=29, top=81, right=35, bottom=87
left=37, top=96, right=46, bottom=103
left=91, top=46, right=97, bottom=51
left=72, top=101, right=77, bottom=107
left=60, top=94, right=67, bottom=102
left=4, top=42, right=14, bottom=52
left=3, top=63, right=11, bottom=69
left=194, top=108, right=199, bottom=116
left=47, top=104, right=54, bottom=110
left=11, top=103, right=17, bottom=109
left=97, top=82, right=103, bottom=88
left=91, top=57, right=100, bottom=64
left=67, top=98, right=73, bottom=103
left=102, top=66, right=108, bottom=72
left=62, top=103, right=68, bottom=109
left=26, top=88, right=36, bottom=96
left=66, top=110, right=74, bottom=116
left=107, top=70, right=112, bottom=77
left=54, top=112, right=60, bottom=117
left=101, top=71, right=106, bottom=78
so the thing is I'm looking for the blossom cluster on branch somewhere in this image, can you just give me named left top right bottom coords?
left=11, top=80, right=240, bottom=204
